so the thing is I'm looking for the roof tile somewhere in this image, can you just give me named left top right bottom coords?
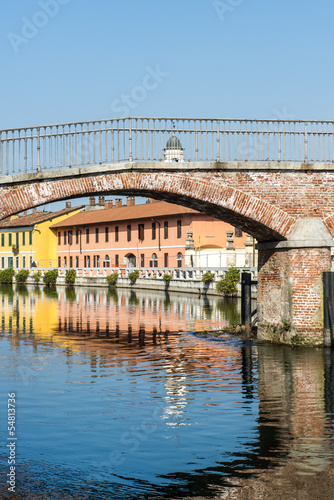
left=0, top=207, right=83, bottom=228
left=51, top=201, right=200, bottom=228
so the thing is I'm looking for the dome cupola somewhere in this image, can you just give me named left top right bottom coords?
left=163, top=132, right=184, bottom=162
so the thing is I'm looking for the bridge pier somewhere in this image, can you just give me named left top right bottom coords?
left=257, top=218, right=333, bottom=346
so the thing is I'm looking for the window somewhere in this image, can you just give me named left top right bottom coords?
left=22, top=232, right=25, bottom=246
left=93, top=255, right=96, bottom=267
left=15, top=256, right=19, bottom=268
left=29, top=231, right=32, bottom=245
left=64, top=231, right=67, bottom=245
left=96, top=255, right=100, bottom=267
left=127, top=225, right=131, bottom=242
left=151, top=253, right=158, bottom=268
left=58, top=257, right=61, bottom=267
left=75, top=256, right=79, bottom=268
left=68, top=230, right=73, bottom=245
left=164, top=253, right=169, bottom=267
left=105, top=227, right=109, bottom=242
left=1, top=234, right=4, bottom=247
left=16, top=233, right=19, bottom=246
left=58, top=231, right=61, bottom=245
left=22, top=256, right=26, bottom=268
left=235, top=227, right=243, bottom=237
left=29, top=255, right=33, bottom=267
left=115, top=226, right=119, bottom=242
left=140, top=254, right=145, bottom=267
left=1, top=256, right=5, bottom=268
left=87, top=255, right=90, bottom=267
left=64, top=257, right=67, bottom=268
left=177, top=220, right=182, bottom=238
left=8, top=233, right=12, bottom=246
left=76, top=229, right=79, bottom=245
left=104, top=255, right=110, bottom=267
left=69, top=256, right=73, bottom=268
left=95, top=228, right=99, bottom=243
left=115, top=254, right=119, bottom=267
left=84, top=256, right=87, bottom=267
left=164, top=221, right=168, bottom=239
left=177, top=252, right=183, bottom=268
left=86, top=229, right=90, bottom=244
left=152, top=222, right=156, bottom=240
left=138, top=224, right=144, bottom=241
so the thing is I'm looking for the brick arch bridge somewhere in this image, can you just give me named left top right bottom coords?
left=2, top=116, right=334, bottom=345
left=2, top=166, right=334, bottom=346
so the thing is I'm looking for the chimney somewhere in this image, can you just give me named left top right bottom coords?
left=89, top=196, right=95, bottom=206
left=115, top=199, right=122, bottom=208
left=105, top=200, right=113, bottom=209
left=127, top=196, right=135, bottom=207
left=66, top=202, right=71, bottom=209
left=99, top=196, right=105, bottom=207
left=23, top=211, right=27, bottom=216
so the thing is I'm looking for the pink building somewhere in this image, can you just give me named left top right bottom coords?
left=51, top=198, right=249, bottom=269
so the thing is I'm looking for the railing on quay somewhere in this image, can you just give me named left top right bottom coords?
left=1, top=117, right=334, bottom=177
left=29, top=266, right=258, bottom=281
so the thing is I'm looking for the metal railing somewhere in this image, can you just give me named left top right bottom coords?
left=1, top=117, right=334, bottom=177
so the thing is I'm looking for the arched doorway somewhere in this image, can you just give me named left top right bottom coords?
left=125, top=253, right=136, bottom=268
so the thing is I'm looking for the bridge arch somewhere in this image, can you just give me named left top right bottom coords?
left=0, top=171, right=294, bottom=242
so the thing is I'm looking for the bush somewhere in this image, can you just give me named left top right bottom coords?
left=65, top=268, right=76, bottom=285
left=163, top=273, right=172, bottom=282
left=43, top=269, right=58, bottom=286
left=33, top=271, right=41, bottom=283
left=216, top=266, right=240, bottom=295
left=106, top=272, right=118, bottom=286
left=128, top=270, right=139, bottom=284
left=202, top=271, right=214, bottom=284
left=15, top=269, right=29, bottom=283
left=0, top=267, right=15, bottom=284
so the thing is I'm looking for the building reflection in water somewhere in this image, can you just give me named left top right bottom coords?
left=1, top=284, right=334, bottom=497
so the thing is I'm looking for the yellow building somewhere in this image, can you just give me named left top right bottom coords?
left=0, top=204, right=82, bottom=269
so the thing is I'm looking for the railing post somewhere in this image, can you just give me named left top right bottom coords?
left=37, top=127, right=41, bottom=172
left=304, top=122, right=308, bottom=163
left=323, top=272, right=334, bottom=347
left=241, top=271, right=252, bottom=338
left=0, top=134, right=2, bottom=175
left=216, top=120, right=220, bottom=162
left=129, top=118, right=133, bottom=162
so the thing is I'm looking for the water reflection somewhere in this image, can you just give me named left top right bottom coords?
left=0, top=285, right=334, bottom=499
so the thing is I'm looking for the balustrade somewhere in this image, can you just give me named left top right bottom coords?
left=1, top=117, right=333, bottom=177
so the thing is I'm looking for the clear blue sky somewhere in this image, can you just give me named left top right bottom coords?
left=0, top=0, right=333, bottom=130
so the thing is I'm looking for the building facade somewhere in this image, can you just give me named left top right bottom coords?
left=0, top=204, right=82, bottom=269
left=52, top=198, right=251, bottom=269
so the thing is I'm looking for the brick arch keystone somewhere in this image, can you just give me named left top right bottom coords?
left=0, top=172, right=295, bottom=241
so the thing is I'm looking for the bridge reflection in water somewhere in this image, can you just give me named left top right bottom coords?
left=0, top=285, right=334, bottom=499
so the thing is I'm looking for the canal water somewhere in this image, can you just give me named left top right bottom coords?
left=1, top=285, right=334, bottom=500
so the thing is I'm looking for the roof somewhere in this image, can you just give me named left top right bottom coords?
left=51, top=201, right=200, bottom=228
left=0, top=207, right=83, bottom=229
left=165, top=134, right=183, bottom=150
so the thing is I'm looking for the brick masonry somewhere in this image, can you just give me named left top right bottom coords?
left=1, top=167, right=334, bottom=345
left=257, top=247, right=331, bottom=344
